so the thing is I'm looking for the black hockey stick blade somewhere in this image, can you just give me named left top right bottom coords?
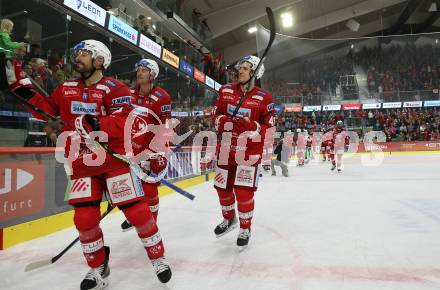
left=232, top=6, right=276, bottom=116
left=24, top=203, right=114, bottom=272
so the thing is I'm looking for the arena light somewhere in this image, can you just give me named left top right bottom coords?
left=346, top=18, right=360, bottom=32
left=147, top=16, right=152, bottom=20
left=248, top=26, right=258, bottom=34
left=281, top=12, right=293, bottom=28
left=429, top=2, right=437, bottom=12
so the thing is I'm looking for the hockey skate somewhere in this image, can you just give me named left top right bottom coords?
left=120, top=219, right=133, bottom=232
left=214, top=216, right=238, bottom=238
left=331, top=164, right=336, bottom=171
left=237, top=228, right=251, bottom=250
left=151, top=256, right=172, bottom=284
left=80, top=246, right=110, bottom=290
left=337, top=168, right=342, bottom=173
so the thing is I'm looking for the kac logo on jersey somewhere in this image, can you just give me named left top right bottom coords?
left=112, top=96, right=131, bottom=105
left=71, top=101, right=98, bottom=115
left=82, top=92, right=88, bottom=101
left=267, top=103, right=275, bottom=111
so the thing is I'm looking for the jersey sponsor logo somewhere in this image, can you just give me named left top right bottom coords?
left=89, top=90, right=104, bottom=100
left=105, top=79, right=116, bottom=87
left=71, top=101, right=98, bottom=115
left=161, top=104, right=171, bottom=112
left=63, top=81, right=79, bottom=87
left=112, top=96, right=131, bottom=105
left=154, top=90, right=163, bottom=97
left=96, top=84, right=110, bottom=94
left=246, top=101, right=259, bottom=106
left=62, top=88, right=80, bottom=97
left=106, top=173, right=143, bottom=204
left=267, top=103, right=275, bottom=111
left=214, top=167, right=228, bottom=189
left=222, top=88, right=234, bottom=94
left=226, top=104, right=251, bottom=118
left=222, top=95, right=235, bottom=101
left=69, top=177, right=92, bottom=199
left=234, top=165, right=256, bottom=187
left=252, top=95, right=263, bottom=101
left=149, top=94, right=159, bottom=102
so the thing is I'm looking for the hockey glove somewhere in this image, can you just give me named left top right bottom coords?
left=214, top=114, right=233, bottom=133
left=233, top=117, right=260, bottom=135
left=74, top=115, right=100, bottom=139
left=12, top=85, right=37, bottom=100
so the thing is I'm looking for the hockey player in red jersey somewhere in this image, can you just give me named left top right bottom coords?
left=296, top=128, right=306, bottom=166
left=320, top=128, right=331, bottom=161
left=212, top=55, right=275, bottom=248
left=12, top=40, right=171, bottom=289
left=119, top=59, right=172, bottom=231
left=330, top=120, right=350, bottom=172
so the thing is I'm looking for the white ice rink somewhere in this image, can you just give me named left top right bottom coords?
left=1, top=153, right=439, bottom=290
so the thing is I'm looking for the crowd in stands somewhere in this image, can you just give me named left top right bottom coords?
left=266, top=43, right=440, bottom=102
left=275, top=108, right=440, bottom=142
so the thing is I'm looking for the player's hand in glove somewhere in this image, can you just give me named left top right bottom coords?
left=214, top=114, right=233, bottom=133
left=233, top=116, right=260, bottom=135
left=74, top=115, right=100, bottom=139
left=12, top=85, right=37, bottom=100
left=150, top=155, right=167, bottom=175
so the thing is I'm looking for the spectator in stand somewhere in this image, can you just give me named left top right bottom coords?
left=0, top=19, right=26, bottom=88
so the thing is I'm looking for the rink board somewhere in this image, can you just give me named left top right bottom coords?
left=0, top=172, right=214, bottom=250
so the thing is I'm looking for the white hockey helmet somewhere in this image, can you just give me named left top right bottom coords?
left=135, top=59, right=159, bottom=79
left=296, top=128, right=301, bottom=133
left=235, top=55, right=265, bottom=79
left=72, top=40, right=112, bottom=69
left=336, top=120, right=343, bottom=127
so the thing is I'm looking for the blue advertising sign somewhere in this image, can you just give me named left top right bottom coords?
left=179, top=59, right=194, bottom=77
left=424, top=100, right=440, bottom=107
left=108, top=15, right=138, bottom=45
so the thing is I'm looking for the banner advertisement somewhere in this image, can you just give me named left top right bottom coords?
left=284, top=104, right=302, bottom=112
left=303, top=105, right=321, bottom=112
left=179, top=59, right=194, bottom=77
left=382, top=102, right=402, bottom=108
left=323, top=104, right=341, bottom=111
left=194, top=68, right=205, bottom=83
left=424, top=100, right=440, bottom=107
left=0, top=161, right=45, bottom=223
left=139, top=34, right=161, bottom=58
left=162, top=48, right=179, bottom=69
left=108, top=15, right=138, bottom=44
left=64, top=0, right=106, bottom=26
left=342, top=104, right=362, bottom=110
left=362, top=103, right=381, bottom=109
left=403, top=101, right=423, bottom=108
left=205, top=75, right=215, bottom=88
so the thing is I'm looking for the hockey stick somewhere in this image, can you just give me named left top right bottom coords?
left=8, top=89, right=195, bottom=200
left=24, top=202, right=114, bottom=272
left=232, top=7, right=276, bottom=117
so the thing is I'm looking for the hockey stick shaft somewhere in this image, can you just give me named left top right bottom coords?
left=232, top=7, right=276, bottom=117
left=24, top=203, right=114, bottom=272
